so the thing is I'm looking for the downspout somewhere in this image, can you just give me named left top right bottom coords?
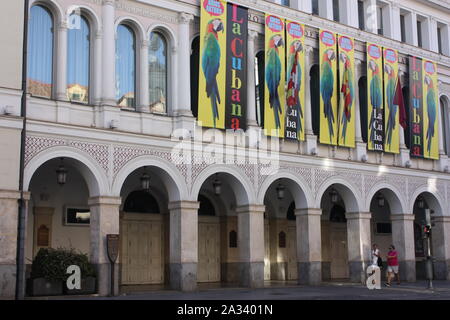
left=15, top=0, right=29, bottom=300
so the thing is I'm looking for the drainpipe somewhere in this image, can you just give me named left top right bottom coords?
left=15, top=0, right=29, bottom=300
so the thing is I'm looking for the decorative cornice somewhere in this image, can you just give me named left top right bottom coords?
left=248, top=30, right=259, bottom=40
left=179, top=12, right=194, bottom=24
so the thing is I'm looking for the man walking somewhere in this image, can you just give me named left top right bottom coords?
left=386, top=245, right=400, bottom=286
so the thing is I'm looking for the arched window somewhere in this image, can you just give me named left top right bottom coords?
left=27, top=5, right=54, bottom=98
left=403, top=86, right=411, bottom=149
left=190, top=36, right=200, bottom=118
left=440, top=97, right=450, bottom=155
left=116, top=24, right=136, bottom=108
left=358, top=77, right=368, bottom=143
left=123, top=190, right=160, bottom=213
left=255, top=51, right=265, bottom=127
left=310, top=64, right=320, bottom=136
left=149, top=32, right=167, bottom=113
left=67, top=14, right=90, bottom=103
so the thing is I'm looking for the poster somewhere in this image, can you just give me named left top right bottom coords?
left=383, top=47, right=400, bottom=153
left=422, top=60, right=439, bottom=159
left=367, top=43, right=384, bottom=151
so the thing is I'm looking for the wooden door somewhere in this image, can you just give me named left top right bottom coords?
left=264, top=219, right=271, bottom=280
left=198, top=217, right=220, bottom=282
left=287, top=222, right=298, bottom=280
left=120, top=213, right=163, bottom=285
left=330, top=223, right=349, bottom=279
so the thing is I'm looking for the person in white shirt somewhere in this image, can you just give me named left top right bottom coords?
left=371, top=244, right=380, bottom=266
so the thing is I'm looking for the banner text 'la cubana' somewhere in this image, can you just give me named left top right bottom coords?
left=198, top=0, right=227, bottom=129
left=264, top=14, right=286, bottom=138
left=383, top=47, right=400, bottom=154
left=337, top=35, right=355, bottom=148
left=319, top=30, right=338, bottom=146
left=423, top=60, right=439, bottom=159
left=367, top=43, right=384, bottom=152
left=285, top=20, right=305, bottom=141
left=225, top=3, right=248, bottom=130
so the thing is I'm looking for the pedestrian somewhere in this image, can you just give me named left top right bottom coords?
left=371, top=244, right=380, bottom=266
left=385, top=244, right=400, bottom=286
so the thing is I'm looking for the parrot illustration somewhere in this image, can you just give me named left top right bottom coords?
left=425, top=75, right=436, bottom=155
left=321, top=49, right=336, bottom=141
left=201, top=19, right=224, bottom=128
left=368, top=59, right=383, bottom=144
left=286, top=40, right=304, bottom=137
left=384, top=63, right=397, bottom=148
left=339, top=52, right=354, bottom=144
left=265, top=34, right=284, bottom=130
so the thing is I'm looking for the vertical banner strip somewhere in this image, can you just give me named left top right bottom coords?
left=198, top=0, right=227, bottom=129
left=409, top=56, right=424, bottom=158
left=285, top=20, right=305, bottom=141
left=423, top=60, right=439, bottom=160
left=319, top=30, right=338, bottom=146
left=264, top=14, right=286, bottom=138
left=225, top=3, right=248, bottom=130
left=337, top=35, right=355, bottom=148
left=383, top=48, right=400, bottom=154
left=367, top=43, right=384, bottom=151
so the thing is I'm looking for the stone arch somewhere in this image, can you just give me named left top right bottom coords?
left=65, top=4, right=101, bottom=34
left=191, top=165, right=255, bottom=206
left=365, top=183, right=406, bottom=214
left=29, top=0, right=64, bottom=24
left=316, top=177, right=362, bottom=213
left=24, top=146, right=109, bottom=197
left=148, top=23, right=177, bottom=48
left=257, top=170, right=313, bottom=209
left=112, top=155, right=188, bottom=202
left=115, top=16, right=146, bottom=43
left=409, top=186, right=446, bottom=216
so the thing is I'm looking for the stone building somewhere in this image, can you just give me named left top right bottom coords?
left=1, top=0, right=450, bottom=299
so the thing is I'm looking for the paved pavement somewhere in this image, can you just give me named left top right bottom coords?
left=32, top=280, right=450, bottom=300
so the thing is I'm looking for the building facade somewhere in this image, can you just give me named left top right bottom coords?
left=1, top=0, right=450, bottom=299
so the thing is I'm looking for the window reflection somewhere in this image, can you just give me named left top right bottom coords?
left=27, top=5, right=54, bottom=98
left=149, top=32, right=167, bottom=113
left=67, top=14, right=90, bottom=103
left=116, top=24, right=136, bottom=108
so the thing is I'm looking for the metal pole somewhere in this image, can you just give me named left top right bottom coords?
left=426, top=236, right=433, bottom=290
left=110, top=262, right=115, bottom=297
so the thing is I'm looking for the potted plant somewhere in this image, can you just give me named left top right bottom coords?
left=28, top=248, right=97, bottom=296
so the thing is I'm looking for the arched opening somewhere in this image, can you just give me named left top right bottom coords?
left=255, top=50, right=265, bottom=127
left=190, top=36, right=199, bottom=118
left=116, top=24, right=136, bottom=108
left=358, top=76, right=368, bottom=143
left=310, top=64, right=320, bottom=136
left=149, top=31, right=168, bottom=113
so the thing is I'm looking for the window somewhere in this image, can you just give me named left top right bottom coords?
left=64, top=207, right=90, bottom=226
left=358, top=1, right=365, bottom=30
left=440, top=97, right=450, bottom=155
left=358, top=77, right=368, bottom=143
left=377, top=6, right=383, bottom=35
left=437, top=27, right=443, bottom=54
left=278, top=231, right=286, bottom=248
left=312, top=0, right=319, bottom=15
left=116, top=24, right=136, bottom=108
left=67, top=14, right=90, bottom=103
left=310, top=65, right=320, bottom=136
left=281, top=0, right=290, bottom=6
left=400, top=15, right=406, bottom=42
left=27, top=5, right=54, bottom=98
left=376, top=222, right=392, bottom=234
left=333, top=0, right=340, bottom=22
left=190, top=36, right=200, bottom=118
left=123, top=190, right=160, bottom=213
left=229, top=230, right=237, bottom=248
left=149, top=32, right=167, bottom=113
left=255, top=51, right=265, bottom=127
left=417, top=20, right=422, bottom=47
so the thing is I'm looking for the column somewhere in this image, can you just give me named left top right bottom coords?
left=296, top=209, right=322, bottom=285
left=88, top=196, right=121, bottom=296
left=381, top=4, right=394, bottom=38
left=176, top=13, right=194, bottom=116
left=168, top=201, right=199, bottom=291
left=236, top=205, right=265, bottom=288
left=291, top=0, right=312, bottom=13
left=440, top=24, right=450, bottom=56
left=391, top=214, right=416, bottom=282
left=246, top=30, right=258, bottom=128
left=391, top=4, right=402, bottom=41
left=0, top=190, right=20, bottom=298
left=138, top=40, right=149, bottom=112
left=304, top=47, right=317, bottom=155
left=405, top=12, right=418, bottom=46
left=421, top=18, right=434, bottom=51
left=93, top=31, right=103, bottom=105
left=101, top=0, right=116, bottom=106
left=364, top=0, right=378, bottom=34
left=340, top=0, right=359, bottom=28
left=431, top=216, right=450, bottom=280
left=56, top=22, right=68, bottom=101
left=318, top=0, right=334, bottom=20
left=346, top=212, right=372, bottom=283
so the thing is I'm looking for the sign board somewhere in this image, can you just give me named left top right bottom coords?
left=106, top=234, right=119, bottom=263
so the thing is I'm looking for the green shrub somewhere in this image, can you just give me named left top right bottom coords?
left=31, top=248, right=96, bottom=282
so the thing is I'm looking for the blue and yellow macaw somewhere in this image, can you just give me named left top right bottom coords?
left=368, top=59, right=382, bottom=144
left=202, top=18, right=224, bottom=128
left=385, top=64, right=397, bottom=148
left=265, top=34, right=284, bottom=130
left=286, top=40, right=304, bottom=136
left=321, top=49, right=336, bottom=140
left=339, top=52, right=354, bottom=144
left=425, top=75, right=437, bottom=154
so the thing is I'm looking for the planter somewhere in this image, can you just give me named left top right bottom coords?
left=64, top=277, right=97, bottom=295
left=28, top=278, right=63, bottom=296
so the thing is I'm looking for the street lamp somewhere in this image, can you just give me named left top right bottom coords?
left=213, top=174, right=222, bottom=196
left=377, top=192, right=385, bottom=207
left=329, top=188, right=338, bottom=204
left=276, top=181, right=285, bottom=200
left=56, top=158, right=68, bottom=186
left=140, top=167, right=150, bottom=191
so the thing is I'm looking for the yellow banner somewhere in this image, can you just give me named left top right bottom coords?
left=423, top=60, right=439, bottom=160
left=285, top=20, right=305, bottom=141
left=383, top=48, right=400, bottom=154
left=198, top=0, right=227, bottom=129
left=319, top=30, right=338, bottom=145
left=337, top=35, right=355, bottom=148
left=366, top=43, right=384, bottom=151
left=264, top=14, right=285, bottom=138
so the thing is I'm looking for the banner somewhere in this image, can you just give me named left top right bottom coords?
left=367, top=43, right=384, bottom=151
left=285, top=20, right=305, bottom=141
left=383, top=48, right=400, bottom=153
left=337, top=35, right=355, bottom=148
left=319, top=30, right=338, bottom=145
left=409, top=56, right=424, bottom=157
left=224, top=3, right=248, bottom=130
left=264, top=14, right=286, bottom=138
left=423, top=60, right=439, bottom=159
left=198, top=0, right=227, bottom=129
